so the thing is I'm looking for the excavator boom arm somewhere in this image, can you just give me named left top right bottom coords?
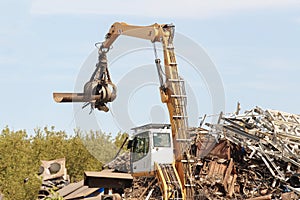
left=53, top=22, right=192, bottom=199
left=101, top=22, right=163, bottom=49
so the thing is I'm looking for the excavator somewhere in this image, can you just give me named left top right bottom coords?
left=53, top=22, right=195, bottom=199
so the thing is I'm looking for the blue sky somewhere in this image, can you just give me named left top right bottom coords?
left=1, top=0, right=300, bottom=135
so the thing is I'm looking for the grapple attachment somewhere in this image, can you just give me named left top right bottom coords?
left=53, top=46, right=116, bottom=112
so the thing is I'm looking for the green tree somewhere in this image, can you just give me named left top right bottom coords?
left=0, top=126, right=124, bottom=199
left=31, top=126, right=68, bottom=161
left=65, top=130, right=102, bottom=182
left=81, top=130, right=117, bottom=164
left=32, top=127, right=103, bottom=182
left=114, top=132, right=129, bottom=150
left=0, top=128, right=41, bottom=200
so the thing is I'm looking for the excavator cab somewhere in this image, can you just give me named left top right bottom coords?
left=128, top=124, right=173, bottom=175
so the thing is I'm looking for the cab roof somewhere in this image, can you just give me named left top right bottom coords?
left=131, top=123, right=171, bottom=132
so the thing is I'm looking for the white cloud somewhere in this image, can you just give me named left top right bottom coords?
left=30, top=0, right=300, bottom=18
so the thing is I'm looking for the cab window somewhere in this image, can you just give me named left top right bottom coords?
left=132, top=132, right=149, bottom=162
left=153, top=132, right=171, bottom=147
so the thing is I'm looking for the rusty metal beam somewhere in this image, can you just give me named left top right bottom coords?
left=84, top=170, right=133, bottom=189
left=53, top=93, right=102, bottom=103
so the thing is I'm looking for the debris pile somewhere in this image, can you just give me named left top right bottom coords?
left=104, top=153, right=163, bottom=199
left=106, top=152, right=131, bottom=173
left=88, top=106, right=300, bottom=199
left=193, top=107, right=300, bottom=199
left=124, top=177, right=161, bottom=199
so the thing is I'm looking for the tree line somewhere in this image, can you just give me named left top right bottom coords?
left=0, top=126, right=128, bottom=200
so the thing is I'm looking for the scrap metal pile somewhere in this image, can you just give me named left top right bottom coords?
left=99, top=106, right=300, bottom=199
left=105, top=152, right=131, bottom=173
left=192, top=106, right=300, bottom=199
left=124, top=177, right=162, bottom=199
